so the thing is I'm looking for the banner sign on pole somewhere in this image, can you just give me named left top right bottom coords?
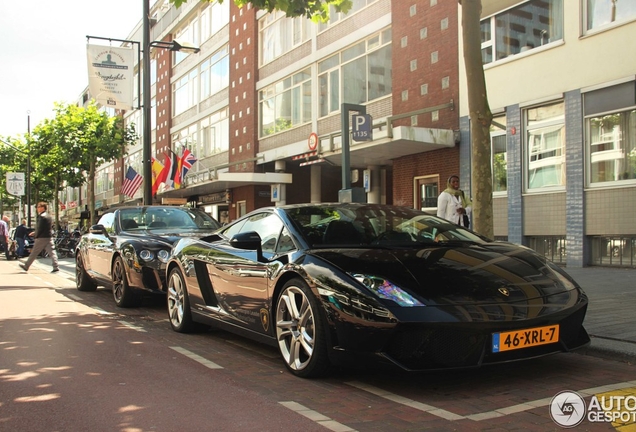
left=6, top=172, right=25, bottom=196
left=86, top=45, right=134, bottom=110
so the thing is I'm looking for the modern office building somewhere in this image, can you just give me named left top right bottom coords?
left=459, top=0, right=636, bottom=267
left=63, top=0, right=635, bottom=267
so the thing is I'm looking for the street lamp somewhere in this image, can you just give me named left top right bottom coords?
left=142, top=0, right=199, bottom=205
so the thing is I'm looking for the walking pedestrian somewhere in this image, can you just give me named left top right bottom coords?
left=0, top=216, right=9, bottom=260
left=20, top=202, right=59, bottom=273
left=15, top=218, right=28, bottom=257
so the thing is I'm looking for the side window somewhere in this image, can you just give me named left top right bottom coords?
left=240, top=212, right=284, bottom=254
left=98, top=213, right=116, bottom=235
left=221, top=219, right=246, bottom=239
left=276, top=227, right=296, bottom=254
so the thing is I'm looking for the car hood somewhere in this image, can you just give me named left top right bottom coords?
left=310, top=242, right=581, bottom=306
left=123, top=230, right=218, bottom=247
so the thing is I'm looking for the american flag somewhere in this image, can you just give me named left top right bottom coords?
left=121, top=166, right=143, bottom=197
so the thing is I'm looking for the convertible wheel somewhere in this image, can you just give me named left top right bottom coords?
left=275, top=278, right=329, bottom=378
left=76, top=254, right=97, bottom=292
left=112, top=256, right=142, bottom=308
left=167, top=267, right=196, bottom=333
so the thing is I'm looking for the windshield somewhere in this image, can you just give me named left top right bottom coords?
left=284, top=204, right=488, bottom=247
left=118, top=207, right=221, bottom=231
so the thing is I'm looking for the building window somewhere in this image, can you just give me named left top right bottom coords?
left=491, top=116, right=507, bottom=193
left=174, top=17, right=200, bottom=65
left=173, top=124, right=198, bottom=158
left=259, top=68, right=311, bottom=137
left=173, top=68, right=198, bottom=116
left=200, top=45, right=229, bottom=100
left=259, top=10, right=310, bottom=65
left=481, top=0, right=563, bottom=64
left=200, top=0, right=230, bottom=42
left=318, top=0, right=378, bottom=31
left=416, top=175, right=439, bottom=210
left=585, top=0, right=636, bottom=32
left=199, top=108, right=229, bottom=157
left=526, top=101, right=565, bottom=190
left=318, top=28, right=392, bottom=117
left=587, top=109, right=636, bottom=184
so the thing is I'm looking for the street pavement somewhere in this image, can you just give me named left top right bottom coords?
left=2, top=255, right=636, bottom=366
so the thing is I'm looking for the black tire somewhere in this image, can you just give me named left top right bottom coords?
left=76, top=253, right=97, bottom=292
left=275, top=278, right=329, bottom=378
left=167, top=267, right=196, bottom=333
left=112, top=256, right=142, bottom=308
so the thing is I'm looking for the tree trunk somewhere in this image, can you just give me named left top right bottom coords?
left=461, top=0, right=494, bottom=239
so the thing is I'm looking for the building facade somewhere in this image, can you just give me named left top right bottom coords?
left=64, top=0, right=635, bottom=268
left=458, top=0, right=636, bottom=267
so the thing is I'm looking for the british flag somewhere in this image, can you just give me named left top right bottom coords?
left=177, top=149, right=197, bottom=188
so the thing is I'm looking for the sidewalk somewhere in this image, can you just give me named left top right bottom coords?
left=1, top=256, right=635, bottom=364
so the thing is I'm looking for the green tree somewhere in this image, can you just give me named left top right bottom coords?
left=169, top=0, right=494, bottom=237
left=31, top=102, right=135, bottom=226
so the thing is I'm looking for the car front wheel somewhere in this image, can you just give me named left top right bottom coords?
left=76, top=253, right=97, bottom=292
left=112, top=256, right=141, bottom=308
left=167, top=267, right=196, bottom=333
left=275, top=278, right=329, bottom=378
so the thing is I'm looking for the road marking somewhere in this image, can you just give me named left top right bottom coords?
left=346, top=380, right=636, bottom=423
left=91, top=307, right=113, bottom=315
left=170, top=346, right=223, bottom=369
left=279, top=401, right=356, bottom=432
left=118, top=320, right=147, bottom=332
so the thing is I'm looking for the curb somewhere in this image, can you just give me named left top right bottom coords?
left=577, top=336, right=636, bottom=365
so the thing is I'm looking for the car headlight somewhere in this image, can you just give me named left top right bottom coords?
left=350, top=273, right=424, bottom=307
left=157, top=249, right=170, bottom=263
left=139, top=250, right=154, bottom=261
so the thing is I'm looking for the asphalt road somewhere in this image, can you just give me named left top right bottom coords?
left=2, top=257, right=635, bottom=431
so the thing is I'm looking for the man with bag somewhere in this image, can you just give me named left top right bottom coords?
left=20, top=202, right=59, bottom=273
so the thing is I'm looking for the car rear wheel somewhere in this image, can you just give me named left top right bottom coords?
left=76, top=254, right=97, bottom=292
left=275, top=278, right=329, bottom=378
left=167, top=267, right=196, bottom=333
left=112, top=256, right=142, bottom=308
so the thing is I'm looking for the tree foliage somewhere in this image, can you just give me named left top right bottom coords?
left=31, top=102, right=136, bottom=226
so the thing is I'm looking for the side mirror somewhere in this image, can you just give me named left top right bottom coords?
left=89, top=224, right=107, bottom=235
left=229, top=231, right=264, bottom=262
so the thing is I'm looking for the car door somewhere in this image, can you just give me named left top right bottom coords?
left=86, top=212, right=116, bottom=283
left=209, top=212, right=285, bottom=334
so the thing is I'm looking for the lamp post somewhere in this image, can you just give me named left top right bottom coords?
left=26, top=112, right=31, bottom=227
left=142, top=0, right=199, bottom=205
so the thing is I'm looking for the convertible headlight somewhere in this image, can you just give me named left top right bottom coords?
left=351, top=274, right=424, bottom=307
left=139, top=250, right=154, bottom=261
left=157, top=249, right=170, bottom=263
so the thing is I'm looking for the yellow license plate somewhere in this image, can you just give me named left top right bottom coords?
left=492, top=325, right=559, bottom=353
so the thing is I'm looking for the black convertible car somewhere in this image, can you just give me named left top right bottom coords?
left=75, top=206, right=221, bottom=307
left=165, top=203, right=590, bottom=377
